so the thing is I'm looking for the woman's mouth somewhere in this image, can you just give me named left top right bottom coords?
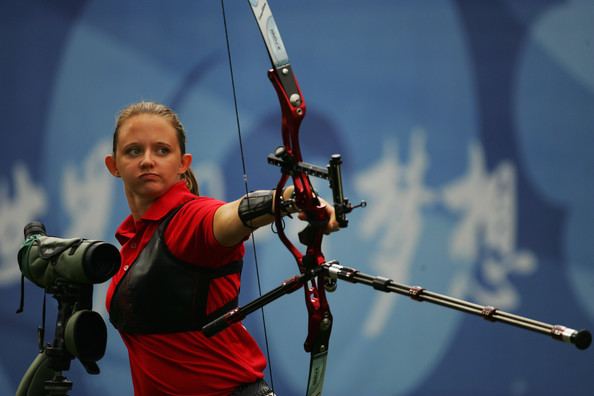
left=139, top=173, right=159, bottom=181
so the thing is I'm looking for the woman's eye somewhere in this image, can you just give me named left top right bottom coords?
left=157, top=147, right=170, bottom=155
left=125, top=147, right=141, bottom=156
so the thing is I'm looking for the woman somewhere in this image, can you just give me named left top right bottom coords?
left=104, top=101, right=338, bottom=396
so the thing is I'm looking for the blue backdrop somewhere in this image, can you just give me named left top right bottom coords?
left=1, top=1, right=593, bottom=395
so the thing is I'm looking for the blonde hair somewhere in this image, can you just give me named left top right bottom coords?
left=112, top=101, right=199, bottom=195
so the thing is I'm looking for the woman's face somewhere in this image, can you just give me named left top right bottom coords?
left=106, top=114, right=192, bottom=202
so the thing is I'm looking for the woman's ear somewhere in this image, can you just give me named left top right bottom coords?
left=180, top=153, right=193, bottom=174
left=105, top=155, right=120, bottom=177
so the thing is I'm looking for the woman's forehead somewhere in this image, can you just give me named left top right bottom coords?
left=119, top=114, right=176, bottom=140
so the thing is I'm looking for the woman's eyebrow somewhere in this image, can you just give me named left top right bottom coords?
left=121, top=142, right=140, bottom=150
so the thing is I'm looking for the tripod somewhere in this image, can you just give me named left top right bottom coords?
left=17, top=282, right=105, bottom=396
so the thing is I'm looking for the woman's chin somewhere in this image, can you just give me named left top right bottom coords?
left=136, top=182, right=167, bottom=199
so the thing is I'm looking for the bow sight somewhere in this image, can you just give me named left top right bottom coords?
left=268, top=146, right=367, bottom=229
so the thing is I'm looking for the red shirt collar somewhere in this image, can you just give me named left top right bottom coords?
left=115, top=181, right=196, bottom=245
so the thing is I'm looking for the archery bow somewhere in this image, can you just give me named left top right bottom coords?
left=206, top=2, right=590, bottom=395
left=248, top=1, right=339, bottom=394
left=206, top=1, right=363, bottom=395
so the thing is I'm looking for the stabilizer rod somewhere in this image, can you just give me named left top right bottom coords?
left=323, top=260, right=591, bottom=350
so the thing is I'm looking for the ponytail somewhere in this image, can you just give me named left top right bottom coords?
left=182, top=168, right=199, bottom=196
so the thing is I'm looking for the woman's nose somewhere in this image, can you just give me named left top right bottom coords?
left=140, top=151, right=155, bottom=168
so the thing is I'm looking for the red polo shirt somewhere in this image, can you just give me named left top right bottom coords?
left=106, top=181, right=266, bottom=396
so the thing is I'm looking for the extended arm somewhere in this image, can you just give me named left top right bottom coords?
left=213, top=186, right=339, bottom=247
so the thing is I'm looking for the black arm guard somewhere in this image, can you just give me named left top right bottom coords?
left=238, top=190, right=275, bottom=229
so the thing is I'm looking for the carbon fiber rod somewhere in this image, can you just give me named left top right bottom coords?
left=322, top=260, right=591, bottom=350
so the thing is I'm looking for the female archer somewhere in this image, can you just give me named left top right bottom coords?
left=104, top=101, right=338, bottom=395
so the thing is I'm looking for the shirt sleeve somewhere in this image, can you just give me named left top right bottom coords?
left=163, top=197, right=245, bottom=268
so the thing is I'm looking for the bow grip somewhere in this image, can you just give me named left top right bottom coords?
left=298, top=225, right=317, bottom=247
left=297, top=200, right=330, bottom=247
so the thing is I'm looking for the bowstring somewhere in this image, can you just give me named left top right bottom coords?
left=220, top=0, right=275, bottom=390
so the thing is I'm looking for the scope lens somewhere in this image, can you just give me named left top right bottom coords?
left=65, top=310, right=107, bottom=361
left=83, top=242, right=121, bottom=283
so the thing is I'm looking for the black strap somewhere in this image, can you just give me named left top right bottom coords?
left=16, top=274, right=25, bottom=314
left=159, top=201, right=243, bottom=279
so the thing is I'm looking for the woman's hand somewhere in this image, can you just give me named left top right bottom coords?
left=297, top=196, right=340, bottom=235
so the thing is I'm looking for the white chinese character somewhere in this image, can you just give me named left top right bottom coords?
left=0, top=164, right=47, bottom=285
left=442, top=142, right=536, bottom=309
left=356, top=128, right=435, bottom=337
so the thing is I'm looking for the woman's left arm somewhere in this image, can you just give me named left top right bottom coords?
left=213, top=186, right=339, bottom=247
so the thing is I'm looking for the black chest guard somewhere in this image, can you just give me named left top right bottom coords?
left=109, top=204, right=243, bottom=334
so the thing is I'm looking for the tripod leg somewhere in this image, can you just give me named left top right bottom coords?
left=16, top=352, right=54, bottom=396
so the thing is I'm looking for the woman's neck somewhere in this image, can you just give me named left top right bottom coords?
left=124, top=188, right=156, bottom=220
